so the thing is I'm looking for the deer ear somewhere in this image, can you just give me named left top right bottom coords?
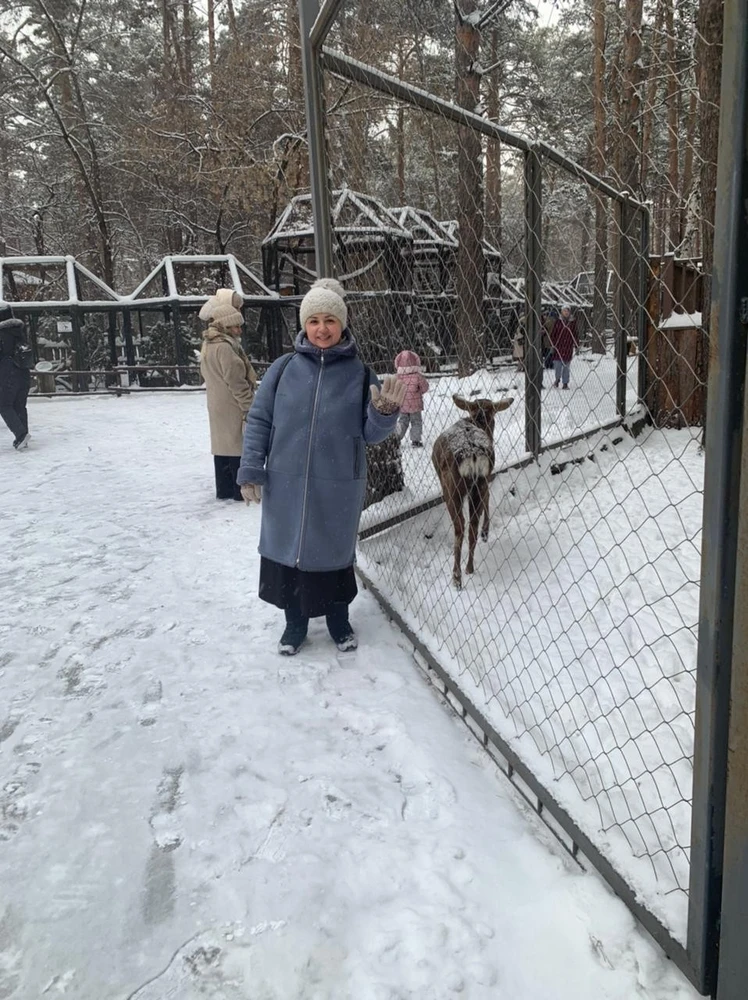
left=453, top=395, right=470, bottom=412
left=492, top=397, right=514, bottom=413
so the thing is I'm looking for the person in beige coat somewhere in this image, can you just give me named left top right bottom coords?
left=200, top=299, right=257, bottom=500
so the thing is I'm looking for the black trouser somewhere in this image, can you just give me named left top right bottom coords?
left=285, top=601, right=351, bottom=637
left=0, top=368, right=30, bottom=443
left=213, top=455, right=242, bottom=500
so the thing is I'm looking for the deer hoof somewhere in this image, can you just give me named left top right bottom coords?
left=453, top=576, right=462, bottom=590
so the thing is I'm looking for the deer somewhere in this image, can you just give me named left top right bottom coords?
left=432, top=394, right=514, bottom=589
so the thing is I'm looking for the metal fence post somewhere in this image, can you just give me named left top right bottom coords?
left=637, top=205, right=651, bottom=404
left=298, top=0, right=334, bottom=277
left=689, top=0, right=748, bottom=992
left=122, top=308, right=135, bottom=367
left=614, top=197, right=630, bottom=419
left=713, top=0, right=748, bottom=995
left=524, top=147, right=542, bottom=458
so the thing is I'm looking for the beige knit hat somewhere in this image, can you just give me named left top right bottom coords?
left=199, top=288, right=243, bottom=322
left=299, top=278, right=347, bottom=329
left=209, top=301, right=244, bottom=329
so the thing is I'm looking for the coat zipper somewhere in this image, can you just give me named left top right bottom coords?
left=296, top=352, right=325, bottom=566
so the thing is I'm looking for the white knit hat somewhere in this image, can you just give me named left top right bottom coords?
left=199, top=288, right=243, bottom=322
left=209, top=302, right=244, bottom=329
left=299, top=278, right=347, bottom=329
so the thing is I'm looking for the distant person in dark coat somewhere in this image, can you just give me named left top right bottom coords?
left=0, top=304, right=33, bottom=450
left=238, top=278, right=406, bottom=655
left=550, top=305, right=578, bottom=389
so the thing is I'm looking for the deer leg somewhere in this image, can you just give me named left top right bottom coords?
left=466, top=485, right=480, bottom=575
left=446, top=495, right=465, bottom=589
left=479, top=478, right=490, bottom=541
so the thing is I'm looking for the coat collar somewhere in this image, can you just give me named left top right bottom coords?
left=294, top=329, right=359, bottom=362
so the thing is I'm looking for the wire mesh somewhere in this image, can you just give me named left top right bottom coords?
left=305, top=1, right=710, bottom=951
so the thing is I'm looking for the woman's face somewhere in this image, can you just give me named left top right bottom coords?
left=305, top=313, right=343, bottom=349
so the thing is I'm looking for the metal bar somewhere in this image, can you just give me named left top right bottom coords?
left=121, top=310, right=136, bottom=367
left=689, top=0, right=748, bottom=989
left=69, top=306, right=87, bottom=393
left=712, top=1, right=748, bottom=996
left=321, top=49, right=647, bottom=209
left=299, top=0, right=334, bottom=277
left=309, top=0, right=345, bottom=47
left=534, top=140, right=646, bottom=208
left=613, top=200, right=628, bottom=419
left=637, top=206, right=651, bottom=403
left=171, top=300, right=185, bottom=379
left=524, top=148, right=543, bottom=456
left=322, top=48, right=530, bottom=149
left=355, top=567, right=699, bottom=988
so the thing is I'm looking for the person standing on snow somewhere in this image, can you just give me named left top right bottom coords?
left=394, top=349, right=429, bottom=447
left=238, top=278, right=406, bottom=656
left=0, top=304, right=33, bottom=450
left=199, top=291, right=257, bottom=501
left=550, top=304, right=578, bottom=390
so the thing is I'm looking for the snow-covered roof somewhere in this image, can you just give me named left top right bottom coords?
left=386, top=207, right=458, bottom=249
left=502, top=276, right=590, bottom=308
left=264, top=188, right=412, bottom=246
left=437, top=221, right=502, bottom=262
left=125, top=254, right=278, bottom=305
left=0, top=255, right=119, bottom=307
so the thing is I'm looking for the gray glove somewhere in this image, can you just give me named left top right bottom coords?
left=240, top=483, right=262, bottom=505
left=370, top=375, right=407, bottom=415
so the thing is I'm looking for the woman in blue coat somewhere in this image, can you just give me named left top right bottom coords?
left=238, top=279, right=406, bottom=655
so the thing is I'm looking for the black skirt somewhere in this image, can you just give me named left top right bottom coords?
left=259, top=557, right=358, bottom=618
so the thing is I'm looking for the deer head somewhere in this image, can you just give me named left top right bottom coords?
left=452, top=394, right=514, bottom=439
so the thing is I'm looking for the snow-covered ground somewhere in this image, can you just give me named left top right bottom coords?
left=360, top=383, right=702, bottom=942
left=0, top=393, right=699, bottom=999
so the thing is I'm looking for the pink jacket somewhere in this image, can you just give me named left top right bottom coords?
left=394, top=350, right=429, bottom=414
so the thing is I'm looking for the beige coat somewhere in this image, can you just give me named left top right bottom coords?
left=200, top=328, right=257, bottom=456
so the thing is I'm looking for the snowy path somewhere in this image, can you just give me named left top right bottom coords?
left=0, top=394, right=697, bottom=999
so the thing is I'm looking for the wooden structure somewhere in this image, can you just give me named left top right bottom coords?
left=644, top=255, right=706, bottom=427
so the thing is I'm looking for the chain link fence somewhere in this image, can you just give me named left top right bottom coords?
left=288, top=0, right=718, bottom=987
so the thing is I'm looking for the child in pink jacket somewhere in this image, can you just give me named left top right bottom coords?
left=394, top=350, right=429, bottom=447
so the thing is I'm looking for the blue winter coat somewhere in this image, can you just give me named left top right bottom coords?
left=238, top=331, right=398, bottom=571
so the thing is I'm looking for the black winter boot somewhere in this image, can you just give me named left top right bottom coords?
left=278, top=609, right=309, bottom=655
left=326, top=603, right=358, bottom=652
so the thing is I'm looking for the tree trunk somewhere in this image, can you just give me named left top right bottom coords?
left=640, top=0, right=664, bottom=195
left=680, top=88, right=698, bottom=249
left=485, top=28, right=502, bottom=250
left=396, top=43, right=406, bottom=204
left=619, top=0, right=644, bottom=194
left=455, top=0, right=485, bottom=376
left=225, top=0, right=239, bottom=42
left=665, top=0, right=680, bottom=251
left=591, top=0, right=608, bottom=353
left=182, top=2, right=193, bottom=89
left=207, top=0, right=216, bottom=88
left=617, top=0, right=644, bottom=341
left=285, top=0, right=307, bottom=193
left=695, top=0, right=724, bottom=337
